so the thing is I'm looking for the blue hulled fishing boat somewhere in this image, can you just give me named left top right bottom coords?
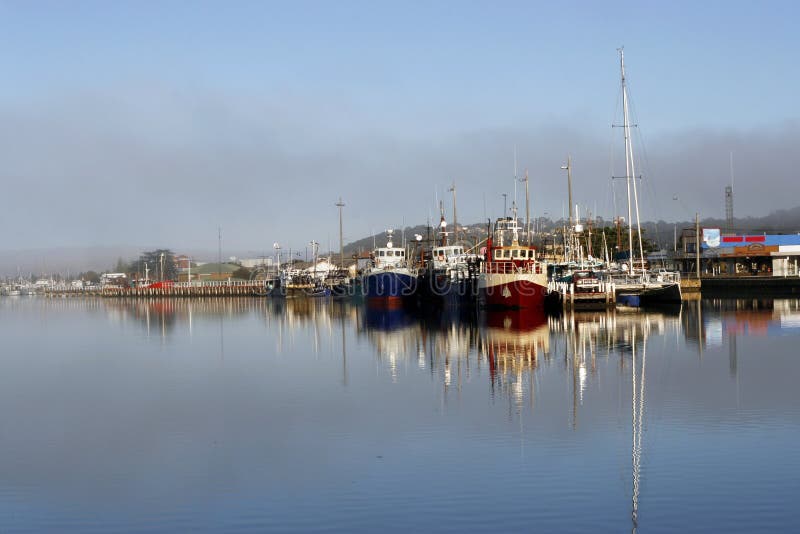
left=362, top=230, right=417, bottom=302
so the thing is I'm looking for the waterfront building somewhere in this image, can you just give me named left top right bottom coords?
left=676, top=229, right=800, bottom=276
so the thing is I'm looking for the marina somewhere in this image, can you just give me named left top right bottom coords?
left=12, top=50, right=799, bottom=310
left=3, top=2, right=800, bottom=531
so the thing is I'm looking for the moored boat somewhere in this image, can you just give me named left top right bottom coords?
left=417, top=211, right=481, bottom=307
left=478, top=215, right=548, bottom=310
left=362, top=230, right=417, bottom=302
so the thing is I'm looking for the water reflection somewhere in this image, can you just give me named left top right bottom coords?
left=12, top=296, right=800, bottom=424
left=481, top=310, right=549, bottom=410
left=29, top=297, right=800, bottom=403
left=3, top=297, right=800, bottom=531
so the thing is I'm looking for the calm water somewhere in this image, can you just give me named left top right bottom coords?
left=1, top=296, right=799, bottom=533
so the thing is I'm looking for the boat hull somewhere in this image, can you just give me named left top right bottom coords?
left=616, top=281, right=682, bottom=307
left=417, top=270, right=478, bottom=307
left=260, top=278, right=330, bottom=298
left=478, top=272, right=549, bottom=310
left=364, top=270, right=417, bottom=300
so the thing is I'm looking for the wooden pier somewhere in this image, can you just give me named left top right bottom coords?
left=548, top=281, right=616, bottom=310
left=44, top=280, right=268, bottom=298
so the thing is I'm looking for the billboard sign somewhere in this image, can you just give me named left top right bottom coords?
left=703, top=228, right=721, bottom=248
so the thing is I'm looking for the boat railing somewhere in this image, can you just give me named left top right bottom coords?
left=485, top=261, right=544, bottom=275
left=607, top=270, right=681, bottom=286
left=649, top=270, right=681, bottom=283
left=171, top=280, right=263, bottom=288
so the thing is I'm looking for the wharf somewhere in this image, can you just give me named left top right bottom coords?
left=680, top=278, right=702, bottom=293
left=548, top=281, right=615, bottom=310
left=699, top=276, right=800, bottom=297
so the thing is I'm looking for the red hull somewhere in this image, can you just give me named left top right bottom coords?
left=480, top=278, right=548, bottom=310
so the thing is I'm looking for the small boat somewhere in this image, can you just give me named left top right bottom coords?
left=478, top=213, right=549, bottom=310
left=362, top=229, right=417, bottom=302
left=277, top=269, right=330, bottom=298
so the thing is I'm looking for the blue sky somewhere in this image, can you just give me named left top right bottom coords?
left=1, top=0, right=799, bottom=258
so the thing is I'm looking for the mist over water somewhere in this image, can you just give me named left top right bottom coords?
left=1, top=296, right=799, bottom=532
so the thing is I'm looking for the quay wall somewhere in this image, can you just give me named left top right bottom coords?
left=699, top=276, right=800, bottom=297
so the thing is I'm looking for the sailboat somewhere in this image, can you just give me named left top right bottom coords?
left=610, top=48, right=682, bottom=306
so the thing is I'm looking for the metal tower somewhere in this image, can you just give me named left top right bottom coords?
left=725, top=185, right=734, bottom=233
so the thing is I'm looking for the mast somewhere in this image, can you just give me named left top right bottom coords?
left=513, top=145, right=518, bottom=212
left=524, top=169, right=531, bottom=245
left=449, top=181, right=458, bottom=244
left=511, top=203, right=520, bottom=245
left=336, top=197, right=345, bottom=269
left=619, top=48, right=645, bottom=272
left=561, top=156, right=574, bottom=262
left=439, top=200, right=448, bottom=246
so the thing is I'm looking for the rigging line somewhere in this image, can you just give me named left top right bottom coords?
left=609, top=82, right=624, bottom=222
left=625, top=79, right=667, bottom=235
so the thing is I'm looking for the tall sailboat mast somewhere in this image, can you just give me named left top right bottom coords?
left=619, top=48, right=646, bottom=271
left=561, top=156, right=574, bottom=262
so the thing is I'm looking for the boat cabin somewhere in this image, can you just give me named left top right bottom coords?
left=490, top=247, right=537, bottom=262
left=372, top=246, right=407, bottom=269
left=484, top=216, right=545, bottom=274
left=432, top=245, right=465, bottom=269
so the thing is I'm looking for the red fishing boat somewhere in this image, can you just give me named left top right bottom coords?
left=478, top=215, right=548, bottom=310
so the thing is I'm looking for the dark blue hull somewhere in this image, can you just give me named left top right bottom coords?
left=416, top=270, right=478, bottom=307
left=364, top=271, right=417, bottom=299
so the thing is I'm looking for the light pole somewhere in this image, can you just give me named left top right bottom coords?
left=309, top=241, right=319, bottom=279
left=673, top=196, right=679, bottom=253
left=561, top=155, right=573, bottom=228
